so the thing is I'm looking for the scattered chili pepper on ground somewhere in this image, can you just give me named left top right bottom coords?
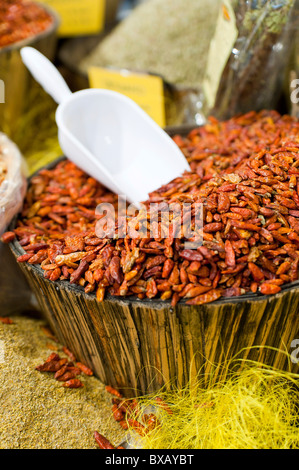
left=105, top=385, right=123, bottom=398
left=62, top=346, right=76, bottom=362
left=62, top=378, right=84, bottom=389
left=35, top=350, right=92, bottom=391
left=76, top=362, right=93, bottom=376
left=0, top=316, right=13, bottom=324
left=40, top=326, right=58, bottom=342
left=109, top=393, right=162, bottom=438
left=45, top=352, right=60, bottom=363
left=94, top=431, right=115, bottom=449
left=35, top=358, right=68, bottom=372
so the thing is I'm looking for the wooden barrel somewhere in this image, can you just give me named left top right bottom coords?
left=8, top=235, right=299, bottom=397
left=0, top=3, right=59, bottom=139
left=0, top=242, right=37, bottom=316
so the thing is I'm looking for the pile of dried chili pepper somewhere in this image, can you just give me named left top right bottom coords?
left=3, top=110, right=299, bottom=306
left=0, top=0, right=53, bottom=48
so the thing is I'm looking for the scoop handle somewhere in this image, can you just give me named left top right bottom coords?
left=21, top=47, right=72, bottom=104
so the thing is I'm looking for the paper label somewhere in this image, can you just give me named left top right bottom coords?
left=203, top=0, right=238, bottom=109
left=39, top=0, right=106, bottom=36
left=88, top=67, right=166, bottom=127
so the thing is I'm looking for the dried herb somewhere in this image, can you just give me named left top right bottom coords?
left=80, top=0, right=221, bottom=89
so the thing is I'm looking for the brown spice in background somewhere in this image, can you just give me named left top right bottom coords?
left=0, top=316, right=126, bottom=449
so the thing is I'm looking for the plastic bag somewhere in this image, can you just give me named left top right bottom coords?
left=212, top=0, right=296, bottom=119
left=0, top=133, right=38, bottom=315
left=0, top=132, right=28, bottom=234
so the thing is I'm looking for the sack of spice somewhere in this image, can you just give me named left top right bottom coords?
left=80, top=0, right=221, bottom=90
left=79, top=0, right=222, bottom=126
left=0, top=133, right=37, bottom=315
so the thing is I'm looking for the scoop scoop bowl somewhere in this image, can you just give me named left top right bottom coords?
left=20, top=47, right=190, bottom=204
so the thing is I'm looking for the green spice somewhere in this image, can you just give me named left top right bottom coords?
left=0, top=316, right=126, bottom=449
left=80, top=0, right=221, bottom=89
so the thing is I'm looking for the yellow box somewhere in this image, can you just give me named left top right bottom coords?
left=88, top=67, right=166, bottom=127
left=37, top=0, right=106, bottom=36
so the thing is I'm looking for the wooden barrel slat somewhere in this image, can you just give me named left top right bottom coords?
left=10, top=239, right=299, bottom=397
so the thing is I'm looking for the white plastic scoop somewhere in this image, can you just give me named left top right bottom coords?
left=20, top=47, right=190, bottom=204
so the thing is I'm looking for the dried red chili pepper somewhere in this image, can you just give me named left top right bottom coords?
left=1, top=231, right=15, bottom=243
left=112, top=404, right=125, bottom=422
left=94, top=431, right=115, bottom=449
left=155, top=396, right=173, bottom=415
left=118, top=420, right=129, bottom=430
left=62, top=346, right=76, bottom=362
left=45, top=352, right=60, bottom=363
left=56, top=371, right=80, bottom=382
left=35, top=358, right=68, bottom=372
left=127, top=419, right=147, bottom=436
left=259, top=283, right=281, bottom=295
left=75, top=362, right=93, bottom=376
left=105, top=385, right=123, bottom=398
left=62, top=378, right=84, bottom=389
left=0, top=316, right=13, bottom=324
left=17, top=253, right=34, bottom=263
left=54, top=364, right=68, bottom=380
